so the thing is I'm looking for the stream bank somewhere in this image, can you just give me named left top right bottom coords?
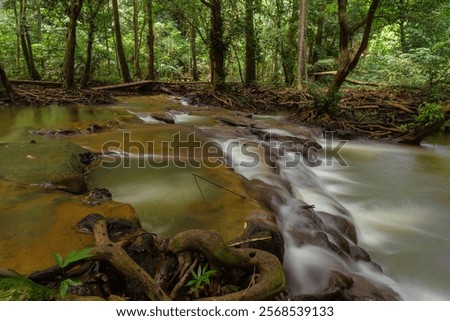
left=1, top=94, right=448, bottom=300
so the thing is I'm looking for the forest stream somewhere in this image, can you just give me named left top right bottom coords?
left=1, top=95, right=449, bottom=300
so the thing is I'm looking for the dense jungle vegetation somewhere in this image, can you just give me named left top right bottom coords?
left=0, top=0, right=449, bottom=138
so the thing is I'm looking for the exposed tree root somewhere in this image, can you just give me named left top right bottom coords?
left=168, top=229, right=285, bottom=300
left=91, top=218, right=171, bottom=301
left=186, top=85, right=449, bottom=144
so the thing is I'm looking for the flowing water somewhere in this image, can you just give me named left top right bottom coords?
left=0, top=96, right=449, bottom=300
left=312, top=136, right=450, bottom=300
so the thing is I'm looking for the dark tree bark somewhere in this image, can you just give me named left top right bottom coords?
left=12, top=1, right=21, bottom=70
left=189, top=26, right=199, bottom=81
left=201, top=0, right=226, bottom=89
left=311, top=14, right=325, bottom=64
left=245, top=0, right=256, bottom=85
left=297, top=0, right=307, bottom=90
left=0, top=65, right=17, bottom=101
left=398, top=0, right=408, bottom=53
left=63, top=0, right=84, bottom=90
left=112, top=0, right=133, bottom=83
left=19, top=0, right=41, bottom=80
left=145, top=0, right=155, bottom=80
left=133, top=0, right=142, bottom=79
left=80, top=0, right=104, bottom=88
left=277, top=0, right=297, bottom=86
left=327, top=0, right=380, bottom=97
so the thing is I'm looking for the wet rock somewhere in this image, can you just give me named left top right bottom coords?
left=0, top=187, right=140, bottom=275
left=32, top=128, right=82, bottom=136
left=219, top=118, right=252, bottom=127
left=294, top=270, right=399, bottom=301
left=151, top=114, right=175, bottom=124
left=0, top=141, right=89, bottom=194
left=79, top=152, right=97, bottom=166
left=317, top=211, right=357, bottom=244
left=83, top=188, right=113, bottom=206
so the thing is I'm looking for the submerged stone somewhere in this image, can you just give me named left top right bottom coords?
left=0, top=140, right=89, bottom=194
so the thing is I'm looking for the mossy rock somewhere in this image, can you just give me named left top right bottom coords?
left=0, top=276, right=57, bottom=301
left=0, top=140, right=89, bottom=194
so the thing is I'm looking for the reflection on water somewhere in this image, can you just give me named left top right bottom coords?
left=313, top=137, right=450, bottom=300
left=88, top=156, right=266, bottom=241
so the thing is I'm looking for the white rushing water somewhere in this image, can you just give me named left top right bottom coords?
left=312, top=136, right=450, bottom=300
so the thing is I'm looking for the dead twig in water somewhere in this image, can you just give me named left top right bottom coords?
left=192, top=174, right=248, bottom=201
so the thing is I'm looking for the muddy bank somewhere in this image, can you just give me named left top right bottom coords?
left=182, top=85, right=450, bottom=144
left=0, top=84, right=114, bottom=106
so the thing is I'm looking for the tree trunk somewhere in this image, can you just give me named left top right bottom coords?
left=12, top=1, right=21, bottom=70
left=80, top=0, right=104, bottom=88
left=202, top=0, right=226, bottom=89
left=311, top=1, right=327, bottom=64
left=133, top=0, right=142, bottom=79
left=189, top=26, right=199, bottom=81
left=145, top=0, right=155, bottom=80
left=398, top=0, right=408, bottom=53
left=327, top=0, right=380, bottom=97
left=0, top=65, right=17, bottom=101
left=245, top=0, right=256, bottom=85
left=297, top=0, right=307, bottom=90
left=280, top=0, right=298, bottom=86
left=19, top=0, right=41, bottom=80
left=63, top=0, right=84, bottom=90
left=112, top=0, right=133, bottom=83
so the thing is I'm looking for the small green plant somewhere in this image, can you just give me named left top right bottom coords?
left=58, top=278, right=83, bottom=298
left=415, top=102, right=444, bottom=126
left=186, top=263, right=217, bottom=291
left=53, top=247, right=93, bottom=269
left=52, top=247, right=93, bottom=298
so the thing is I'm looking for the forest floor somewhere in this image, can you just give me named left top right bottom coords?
left=3, top=81, right=450, bottom=144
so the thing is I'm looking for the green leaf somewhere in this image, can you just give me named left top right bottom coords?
left=59, top=280, right=69, bottom=298
left=185, top=279, right=196, bottom=287
left=61, top=247, right=94, bottom=268
left=52, top=253, right=64, bottom=268
left=64, top=278, right=83, bottom=287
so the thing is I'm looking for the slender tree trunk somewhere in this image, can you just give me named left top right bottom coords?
left=189, top=26, right=199, bottom=81
left=398, top=0, right=408, bottom=53
left=245, top=0, right=256, bottom=85
left=12, top=1, right=21, bottom=70
left=112, top=0, right=132, bottom=83
left=63, top=0, right=84, bottom=90
left=297, top=0, right=307, bottom=90
left=327, top=0, right=380, bottom=97
left=80, top=0, right=104, bottom=88
left=0, top=65, right=17, bottom=101
left=202, top=0, right=226, bottom=89
left=311, top=15, right=324, bottom=64
left=19, top=0, right=41, bottom=80
left=232, top=44, right=244, bottom=83
left=145, top=0, right=155, bottom=80
left=133, top=0, right=142, bottom=79
left=280, top=0, right=298, bottom=86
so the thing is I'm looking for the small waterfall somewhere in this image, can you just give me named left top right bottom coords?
left=209, top=125, right=403, bottom=300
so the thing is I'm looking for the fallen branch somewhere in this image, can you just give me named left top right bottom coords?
left=311, top=71, right=381, bottom=87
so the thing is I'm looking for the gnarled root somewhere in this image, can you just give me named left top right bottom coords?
left=167, top=229, right=285, bottom=300
left=92, top=219, right=170, bottom=301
